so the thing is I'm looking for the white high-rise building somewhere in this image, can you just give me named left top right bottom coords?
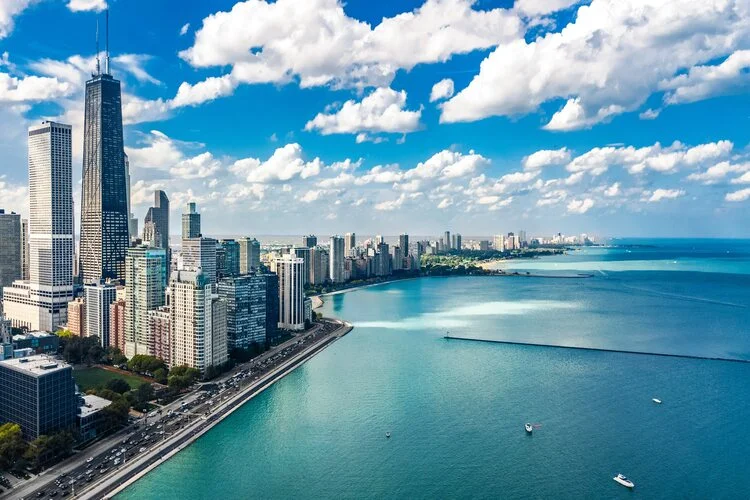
left=329, top=235, right=346, bottom=283
left=181, top=237, right=217, bottom=286
left=238, top=237, right=261, bottom=274
left=275, top=255, right=305, bottom=331
left=84, top=281, right=117, bottom=347
left=169, top=269, right=214, bottom=371
left=124, top=245, right=167, bottom=358
left=493, top=235, right=505, bottom=252
left=3, top=122, right=74, bottom=332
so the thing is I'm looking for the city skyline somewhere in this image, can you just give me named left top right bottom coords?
left=0, top=1, right=747, bottom=238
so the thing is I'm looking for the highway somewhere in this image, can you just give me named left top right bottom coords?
left=8, top=319, right=351, bottom=500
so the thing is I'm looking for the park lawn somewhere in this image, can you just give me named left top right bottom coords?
left=73, top=366, right=146, bottom=391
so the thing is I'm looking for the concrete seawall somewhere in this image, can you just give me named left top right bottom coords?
left=443, top=336, right=750, bottom=364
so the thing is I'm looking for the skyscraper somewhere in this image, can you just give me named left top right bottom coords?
left=144, top=190, right=170, bottom=256
left=79, top=50, right=129, bottom=284
left=20, top=218, right=29, bottom=281
left=238, top=237, right=261, bottom=274
left=124, top=245, right=167, bottom=358
left=84, top=281, right=117, bottom=347
left=2, top=122, right=74, bottom=331
left=309, top=246, right=329, bottom=285
left=444, top=231, right=451, bottom=251
left=218, top=274, right=267, bottom=350
left=182, top=202, right=201, bottom=239
left=109, top=299, right=126, bottom=352
left=293, top=246, right=311, bottom=285
left=261, top=273, right=279, bottom=343
left=399, top=233, right=409, bottom=256
left=169, top=269, right=214, bottom=372
left=125, top=153, right=138, bottom=241
left=0, top=210, right=21, bottom=297
left=218, top=239, right=240, bottom=277
left=66, top=297, right=85, bottom=337
left=182, top=238, right=217, bottom=286
left=302, top=235, right=317, bottom=248
left=275, top=255, right=305, bottom=331
left=344, top=232, right=356, bottom=257
left=329, top=235, right=346, bottom=283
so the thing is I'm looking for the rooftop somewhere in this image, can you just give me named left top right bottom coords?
left=12, top=331, right=57, bottom=341
left=0, top=354, right=70, bottom=376
left=78, top=394, right=112, bottom=418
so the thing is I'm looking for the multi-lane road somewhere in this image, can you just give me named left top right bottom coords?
left=7, top=319, right=351, bottom=500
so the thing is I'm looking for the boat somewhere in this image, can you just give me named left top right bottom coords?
left=525, top=423, right=533, bottom=434
left=652, top=398, right=662, bottom=404
left=613, top=474, right=634, bottom=488
left=385, top=432, right=391, bottom=438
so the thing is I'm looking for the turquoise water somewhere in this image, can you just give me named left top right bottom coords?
left=120, top=240, right=750, bottom=499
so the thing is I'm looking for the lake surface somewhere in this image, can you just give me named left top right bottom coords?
left=119, top=240, right=750, bottom=499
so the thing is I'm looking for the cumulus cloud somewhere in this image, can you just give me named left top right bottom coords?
left=567, top=198, right=594, bottom=214
left=523, top=147, right=570, bottom=170
left=230, top=143, right=323, bottom=183
left=429, top=78, right=454, bottom=102
left=67, top=0, right=107, bottom=12
left=179, top=23, right=190, bottom=36
left=441, top=0, right=749, bottom=129
left=0, top=0, right=34, bottom=39
left=514, top=0, right=581, bottom=16
left=661, top=50, right=750, bottom=105
left=170, top=152, right=222, bottom=179
left=648, top=189, right=685, bottom=203
left=305, top=88, right=421, bottom=140
left=406, top=149, right=489, bottom=180
left=687, top=162, right=750, bottom=185
left=113, top=54, right=161, bottom=85
left=176, top=0, right=522, bottom=105
left=725, top=188, right=750, bottom=202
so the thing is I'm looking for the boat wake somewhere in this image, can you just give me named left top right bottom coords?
left=619, top=284, right=748, bottom=309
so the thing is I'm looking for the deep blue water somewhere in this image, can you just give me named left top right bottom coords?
left=119, top=240, right=750, bottom=499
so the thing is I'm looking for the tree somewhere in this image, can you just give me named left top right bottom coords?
left=60, top=335, right=106, bottom=365
left=23, top=431, right=74, bottom=470
left=131, top=383, right=154, bottom=408
left=127, top=354, right=167, bottom=375
left=0, top=423, right=27, bottom=470
left=105, top=346, right=127, bottom=366
left=152, top=367, right=168, bottom=384
left=104, top=378, right=131, bottom=394
left=168, top=366, right=200, bottom=391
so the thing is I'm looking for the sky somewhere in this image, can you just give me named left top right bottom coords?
left=0, top=0, right=748, bottom=238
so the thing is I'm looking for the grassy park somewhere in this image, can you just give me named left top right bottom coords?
left=73, top=366, right=148, bottom=392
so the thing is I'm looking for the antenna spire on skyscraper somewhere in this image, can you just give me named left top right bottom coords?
left=95, top=17, right=100, bottom=76
left=105, top=9, right=110, bottom=75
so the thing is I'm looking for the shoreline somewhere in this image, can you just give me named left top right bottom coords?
left=310, top=277, right=420, bottom=309
left=96, top=322, right=352, bottom=499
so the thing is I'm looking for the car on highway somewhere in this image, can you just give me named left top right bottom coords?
left=86, top=457, right=93, bottom=463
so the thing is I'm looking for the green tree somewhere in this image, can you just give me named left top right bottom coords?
left=152, top=367, right=168, bottom=384
left=168, top=366, right=201, bottom=391
left=0, top=423, right=27, bottom=470
left=105, top=346, right=127, bottom=366
left=132, top=382, right=154, bottom=408
left=23, top=431, right=74, bottom=469
left=104, top=378, right=131, bottom=394
left=127, top=354, right=167, bottom=375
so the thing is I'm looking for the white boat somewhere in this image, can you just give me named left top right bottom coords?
left=525, top=423, right=533, bottom=434
left=385, top=432, right=391, bottom=438
left=613, top=474, right=634, bottom=488
left=652, top=398, right=662, bottom=404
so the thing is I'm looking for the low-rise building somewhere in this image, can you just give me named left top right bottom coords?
left=0, top=355, right=77, bottom=439
left=12, top=331, right=59, bottom=354
left=77, top=394, right=113, bottom=443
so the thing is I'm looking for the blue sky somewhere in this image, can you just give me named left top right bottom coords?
left=0, top=0, right=748, bottom=238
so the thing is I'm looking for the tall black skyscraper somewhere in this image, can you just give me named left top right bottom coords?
left=79, top=15, right=129, bottom=283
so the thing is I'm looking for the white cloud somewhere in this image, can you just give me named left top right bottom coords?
left=604, top=182, right=620, bottom=197
left=567, top=198, right=594, bottom=214
left=170, top=152, right=222, bottom=179
left=230, top=143, right=323, bottom=183
left=725, top=188, right=750, bottom=202
left=375, top=194, right=407, bottom=211
left=0, top=175, right=28, bottom=215
left=731, top=172, right=750, bottom=185
left=305, top=87, right=421, bottom=139
left=171, top=75, right=236, bottom=108
left=67, top=0, right=107, bottom=12
left=406, top=149, right=489, bottom=180
left=687, top=162, right=750, bottom=185
left=661, top=50, right=750, bottom=105
left=113, top=54, right=161, bottom=85
left=523, top=147, right=570, bottom=170
left=124, top=130, right=186, bottom=170
left=177, top=0, right=522, bottom=105
left=0, top=72, right=73, bottom=103
left=648, top=189, right=685, bottom=203
left=0, top=0, right=34, bottom=39
left=639, top=108, right=661, bottom=120
left=515, top=0, right=581, bottom=16
left=429, top=78, right=454, bottom=102
left=179, top=23, right=190, bottom=36
left=441, top=0, right=749, bottom=129
left=499, top=170, right=538, bottom=184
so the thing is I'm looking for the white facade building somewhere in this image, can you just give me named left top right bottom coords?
left=329, top=235, right=346, bottom=283
left=275, top=255, right=305, bottom=331
left=84, top=281, right=117, bottom=347
left=169, top=269, right=213, bottom=371
left=124, top=246, right=167, bottom=358
left=3, top=122, right=74, bottom=332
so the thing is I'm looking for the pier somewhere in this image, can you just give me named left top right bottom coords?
left=443, top=336, right=750, bottom=364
